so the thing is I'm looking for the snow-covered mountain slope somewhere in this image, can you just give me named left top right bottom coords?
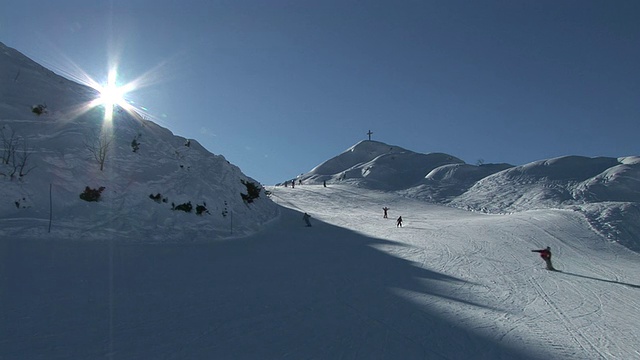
left=0, top=42, right=277, bottom=240
left=2, top=40, right=638, bottom=251
left=5, top=185, right=638, bottom=359
left=293, top=140, right=640, bottom=252
left=447, top=155, right=640, bottom=251
left=2, top=41, right=639, bottom=360
left=295, top=140, right=468, bottom=190
left=403, top=162, right=514, bottom=200
left=269, top=185, right=640, bottom=359
left=449, top=155, right=640, bottom=211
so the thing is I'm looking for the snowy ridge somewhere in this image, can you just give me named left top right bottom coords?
left=0, top=42, right=278, bottom=240
left=297, top=140, right=466, bottom=190
left=293, top=141, right=640, bottom=252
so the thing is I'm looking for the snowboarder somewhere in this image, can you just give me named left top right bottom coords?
left=396, top=216, right=403, bottom=227
left=532, top=246, right=555, bottom=270
left=382, top=207, right=389, bottom=218
left=303, top=212, right=312, bottom=227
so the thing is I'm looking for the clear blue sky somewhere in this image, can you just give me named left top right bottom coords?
left=2, top=1, right=639, bottom=185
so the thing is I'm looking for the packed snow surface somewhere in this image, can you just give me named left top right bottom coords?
left=3, top=185, right=640, bottom=359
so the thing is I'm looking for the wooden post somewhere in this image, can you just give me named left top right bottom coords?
left=48, top=183, right=52, bottom=233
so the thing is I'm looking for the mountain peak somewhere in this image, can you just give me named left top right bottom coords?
left=295, top=140, right=464, bottom=190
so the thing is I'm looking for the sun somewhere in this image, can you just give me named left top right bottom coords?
left=99, top=70, right=125, bottom=107
left=50, top=53, right=164, bottom=125
left=94, top=68, right=131, bottom=122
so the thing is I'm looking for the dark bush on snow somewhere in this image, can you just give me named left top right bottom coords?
left=149, top=193, right=167, bottom=203
left=32, top=104, right=47, bottom=115
left=196, top=203, right=209, bottom=215
left=80, top=186, right=105, bottom=202
left=241, top=180, right=261, bottom=203
left=172, top=201, right=192, bottom=213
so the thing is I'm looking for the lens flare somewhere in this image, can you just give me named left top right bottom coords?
left=36, top=44, right=174, bottom=126
left=96, top=68, right=128, bottom=121
left=100, top=70, right=124, bottom=107
left=81, top=65, right=142, bottom=123
left=96, top=68, right=126, bottom=121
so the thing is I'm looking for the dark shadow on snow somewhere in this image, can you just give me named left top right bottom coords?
left=1, top=206, right=553, bottom=360
left=559, top=271, right=640, bottom=289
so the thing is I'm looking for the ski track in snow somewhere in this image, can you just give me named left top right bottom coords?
left=2, top=185, right=640, bottom=359
left=270, top=185, right=640, bottom=360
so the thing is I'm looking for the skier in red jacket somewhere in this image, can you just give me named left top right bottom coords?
left=532, top=246, right=555, bottom=270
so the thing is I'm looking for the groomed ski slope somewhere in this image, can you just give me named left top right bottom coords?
left=2, top=185, right=640, bottom=359
left=270, top=185, right=640, bottom=359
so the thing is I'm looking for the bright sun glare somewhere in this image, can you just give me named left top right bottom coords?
left=99, top=70, right=125, bottom=107
left=53, top=54, right=162, bottom=125
left=94, top=68, right=130, bottom=122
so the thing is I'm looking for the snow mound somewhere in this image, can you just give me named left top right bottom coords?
left=402, top=162, right=514, bottom=201
left=576, top=202, right=640, bottom=252
left=574, top=160, right=640, bottom=203
left=450, top=155, right=640, bottom=212
left=0, top=42, right=277, bottom=241
left=444, top=156, right=640, bottom=251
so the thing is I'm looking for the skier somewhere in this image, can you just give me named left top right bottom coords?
left=303, top=212, right=312, bottom=227
left=382, top=207, right=389, bottom=219
left=396, top=216, right=403, bottom=227
left=531, top=246, right=555, bottom=270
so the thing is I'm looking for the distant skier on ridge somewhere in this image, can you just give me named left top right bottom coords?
left=531, top=246, right=556, bottom=271
left=383, top=207, right=389, bottom=218
left=396, top=216, right=403, bottom=227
